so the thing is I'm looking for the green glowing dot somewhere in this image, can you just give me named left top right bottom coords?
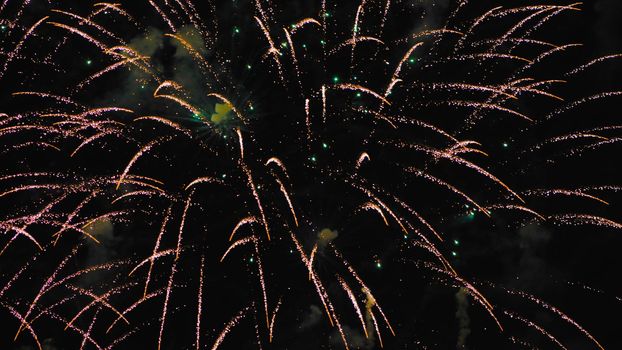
left=320, top=39, right=326, bottom=45
left=140, top=85, right=145, bottom=89
left=503, top=142, right=509, bottom=148
left=249, top=257, right=254, bottom=263
left=249, top=105, right=254, bottom=111
left=322, top=142, right=328, bottom=149
left=310, top=155, right=317, bottom=162
left=246, top=64, right=252, bottom=69
left=86, top=59, right=92, bottom=65
left=233, top=27, right=240, bottom=34
left=332, top=75, right=339, bottom=83
left=376, top=262, right=382, bottom=269
left=409, top=57, right=415, bottom=64
left=451, top=251, right=457, bottom=257
left=356, top=92, right=362, bottom=98
left=280, top=42, right=287, bottom=48
left=453, top=239, right=460, bottom=246
left=324, top=12, right=330, bottom=18
left=0, top=25, right=6, bottom=31
left=302, top=43, right=307, bottom=48
left=221, top=174, right=227, bottom=179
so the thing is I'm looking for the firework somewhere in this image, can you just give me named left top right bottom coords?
left=1, top=1, right=621, bottom=349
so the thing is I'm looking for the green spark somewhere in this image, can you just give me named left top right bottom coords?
left=451, top=251, right=457, bottom=257
left=86, top=59, right=92, bottom=65
left=332, top=75, right=339, bottom=83
left=322, top=142, right=328, bottom=149
left=453, top=239, right=460, bottom=246
left=310, top=155, right=317, bottom=162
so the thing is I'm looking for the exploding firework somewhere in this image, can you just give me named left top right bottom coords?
left=1, top=1, right=621, bottom=349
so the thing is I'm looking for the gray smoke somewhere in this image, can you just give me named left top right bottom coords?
left=455, top=287, right=470, bottom=349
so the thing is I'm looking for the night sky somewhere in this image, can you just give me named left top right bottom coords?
left=1, top=1, right=622, bottom=349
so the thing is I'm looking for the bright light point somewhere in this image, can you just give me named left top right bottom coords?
left=310, top=155, right=317, bottom=162
left=376, top=262, right=382, bottom=269
left=451, top=251, right=457, bottom=257
left=453, top=239, right=460, bottom=246
left=503, top=142, right=509, bottom=148
left=465, top=204, right=470, bottom=208
left=246, top=64, right=251, bottom=69
left=409, top=57, right=415, bottom=63
left=322, top=142, right=328, bottom=149
left=356, top=92, right=362, bottom=97
left=324, top=12, right=330, bottom=17
left=221, top=174, right=227, bottom=179
left=249, top=257, right=254, bottom=263
left=320, top=40, right=326, bottom=45
left=86, top=59, right=92, bottom=65
left=332, top=75, right=339, bottom=83
left=280, top=42, right=287, bottom=48
left=302, top=44, right=307, bottom=48
left=233, top=27, right=240, bottom=34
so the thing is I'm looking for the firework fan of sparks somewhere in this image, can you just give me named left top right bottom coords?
left=1, top=0, right=621, bottom=349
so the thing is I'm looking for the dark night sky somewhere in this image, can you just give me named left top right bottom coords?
left=1, top=1, right=622, bottom=349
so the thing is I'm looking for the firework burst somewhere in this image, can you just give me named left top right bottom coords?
left=1, top=1, right=621, bottom=349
